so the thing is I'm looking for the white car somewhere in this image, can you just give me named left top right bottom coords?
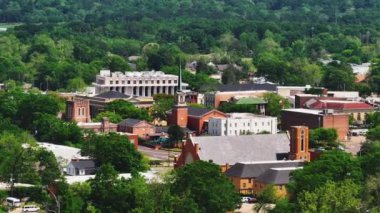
left=241, top=197, right=250, bottom=203
left=22, top=205, right=40, bottom=212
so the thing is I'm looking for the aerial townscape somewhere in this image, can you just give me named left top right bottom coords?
left=1, top=1, right=380, bottom=213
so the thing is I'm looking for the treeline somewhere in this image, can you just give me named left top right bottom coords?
left=0, top=0, right=380, bottom=94
left=1, top=0, right=380, bottom=24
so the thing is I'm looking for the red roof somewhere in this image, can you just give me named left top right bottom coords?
left=309, top=100, right=373, bottom=110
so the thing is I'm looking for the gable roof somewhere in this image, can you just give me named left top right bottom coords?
left=256, top=167, right=300, bottom=184
left=226, top=161, right=303, bottom=179
left=119, top=118, right=148, bottom=127
left=218, top=83, right=277, bottom=92
left=191, top=134, right=291, bottom=165
left=95, top=91, right=131, bottom=99
left=187, top=107, right=214, bottom=117
left=70, top=160, right=95, bottom=170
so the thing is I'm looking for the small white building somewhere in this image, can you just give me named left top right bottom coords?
left=208, top=113, right=277, bottom=136
left=66, top=159, right=96, bottom=176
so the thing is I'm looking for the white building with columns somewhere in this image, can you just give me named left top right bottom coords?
left=208, top=113, right=277, bottom=136
left=93, top=70, right=186, bottom=97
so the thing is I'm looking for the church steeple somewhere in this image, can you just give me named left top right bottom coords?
left=175, top=63, right=186, bottom=106
left=178, top=61, right=183, bottom=92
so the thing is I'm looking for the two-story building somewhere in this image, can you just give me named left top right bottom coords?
left=93, top=70, right=186, bottom=97
left=208, top=113, right=277, bottom=136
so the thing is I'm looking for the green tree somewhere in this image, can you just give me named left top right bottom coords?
left=297, top=180, right=361, bottom=213
left=171, top=161, right=240, bottom=212
left=367, top=126, right=380, bottom=141
left=82, top=133, right=147, bottom=173
left=255, top=185, right=280, bottom=212
left=263, top=93, right=291, bottom=117
left=362, top=174, right=380, bottom=212
left=67, top=77, right=86, bottom=92
left=93, top=111, right=122, bottom=123
left=90, top=164, right=153, bottom=212
left=151, top=94, right=175, bottom=121
left=359, top=141, right=380, bottom=176
left=288, top=151, right=363, bottom=195
left=33, top=113, right=83, bottom=145
left=167, top=125, right=185, bottom=145
left=309, top=128, right=339, bottom=149
left=105, top=100, right=152, bottom=121
left=37, top=149, right=61, bottom=185
left=322, top=62, right=355, bottom=91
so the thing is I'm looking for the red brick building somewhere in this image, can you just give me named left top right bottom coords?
left=168, top=91, right=228, bottom=135
left=66, top=97, right=91, bottom=123
left=281, top=109, right=349, bottom=140
left=118, top=118, right=155, bottom=138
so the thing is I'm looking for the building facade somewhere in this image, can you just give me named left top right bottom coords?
left=66, top=97, right=91, bottom=123
left=204, top=83, right=277, bottom=108
left=281, top=109, right=349, bottom=140
left=118, top=118, right=155, bottom=138
left=93, top=70, right=182, bottom=97
left=208, top=113, right=277, bottom=136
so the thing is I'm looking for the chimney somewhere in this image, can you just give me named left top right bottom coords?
left=101, top=117, right=110, bottom=133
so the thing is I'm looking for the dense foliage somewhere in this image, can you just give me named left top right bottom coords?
left=0, top=0, right=379, bottom=92
left=81, top=133, right=147, bottom=173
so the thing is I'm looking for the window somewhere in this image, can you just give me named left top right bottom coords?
left=235, top=123, right=237, bottom=127
left=248, top=179, right=251, bottom=183
left=110, top=81, right=113, bottom=84
left=157, top=80, right=160, bottom=84
left=255, top=122, right=257, bottom=126
left=235, top=130, right=237, bottom=135
left=128, top=80, right=131, bottom=84
left=174, top=80, right=177, bottom=83
left=139, top=80, right=142, bottom=84
left=242, top=183, right=246, bottom=189
left=248, top=123, right=250, bottom=126
left=116, top=81, right=119, bottom=84
left=122, top=81, right=125, bottom=84
left=163, top=80, right=166, bottom=83
left=133, top=80, right=136, bottom=84
left=145, top=80, right=148, bottom=84
left=151, top=80, right=154, bottom=84
left=301, top=129, right=305, bottom=151
left=169, top=80, right=172, bottom=83
left=268, top=122, right=270, bottom=126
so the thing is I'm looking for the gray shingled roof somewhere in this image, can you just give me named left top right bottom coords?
left=118, top=118, right=143, bottom=127
left=256, top=167, right=300, bottom=185
left=187, top=107, right=213, bottom=117
left=225, top=161, right=303, bottom=179
left=218, top=83, right=277, bottom=92
left=95, top=91, right=131, bottom=99
left=192, top=134, right=291, bottom=165
left=70, top=160, right=95, bottom=170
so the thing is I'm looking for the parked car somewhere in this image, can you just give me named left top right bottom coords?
left=6, top=197, right=20, bottom=207
left=241, top=196, right=250, bottom=203
left=22, top=205, right=40, bottom=212
left=248, top=197, right=257, bottom=203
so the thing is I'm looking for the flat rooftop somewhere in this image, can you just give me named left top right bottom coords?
left=282, top=108, right=322, bottom=115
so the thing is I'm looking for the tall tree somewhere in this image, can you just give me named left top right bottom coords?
left=170, top=161, right=240, bottom=212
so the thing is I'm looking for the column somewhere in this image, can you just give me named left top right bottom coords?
left=147, top=86, right=151, bottom=97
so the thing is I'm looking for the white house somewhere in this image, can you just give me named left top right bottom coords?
left=66, top=159, right=96, bottom=176
left=208, top=113, right=277, bottom=136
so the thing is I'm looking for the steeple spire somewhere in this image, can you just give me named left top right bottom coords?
left=178, top=61, right=182, bottom=92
